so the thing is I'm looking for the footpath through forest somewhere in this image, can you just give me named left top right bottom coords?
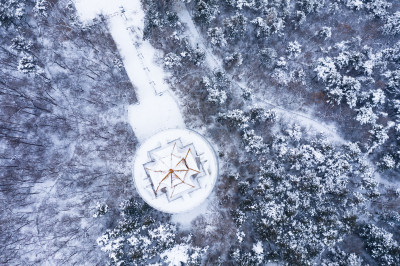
left=174, top=2, right=344, bottom=143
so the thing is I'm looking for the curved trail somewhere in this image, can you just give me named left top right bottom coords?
left=174, top=2, right=344, bottom=143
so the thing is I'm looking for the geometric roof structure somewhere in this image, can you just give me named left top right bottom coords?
left=133, top=129, right=218, bottom=213
left=144, top=141, right=200, bottom=199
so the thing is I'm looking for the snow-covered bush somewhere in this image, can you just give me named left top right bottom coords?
left=223, top=52, right=243, bottom=69
left=346, top=0, right=363, bottom=10
left=315, top=57, right=342, bottom=100
left=161, top=243, right=207, bottom=266
left=286, top=124, right=302, bottom=141
left=240, top=85, right=252, bottom=100
left=359, top=223, right=400, bottom=265
left=259, top=47, right=277, bottom=67
left=294, top=10, right=306, bottom=27
left=383, top=11, right=400, bottom=35
left=368, top=124, right=391, bottom=153
left=252, top=241, right=264, bottom=264
left=164, top=52, right=182, bottom=69
left=218, top=109, right=249, bottom=129
left=242, top=129, right=268, bottom=154
left=201, top=71, right=230, bottom=104
left=223, top=12, right=247, bottom=40
left=177, top=39, right=206, bottom=66
left=370, top=89, right=386, bottom=106
left=18, top=55, right=39, bottom=74
left=383, top=70, right=400, bottom=90
left=341, top=76, right=361, bottom=108
left=93, top=202, right=108, bottom=218
left=10, top=36, right=32, bottom=53
left=193, top=0, right=219, bottom=24
left=321, top=246, right=363, bottom=265
left=276, top=56, right=287, bottom=69
left=251, top=17, right=271, bottom=38
left=207, top=27, right=227, bottom=47
left=356, top=107, right=378, bottom=125
left=34, top=0, right=48, bottom=17
left=297, top=0, right=325, bottom=14
left=365, top=0, right=391, bottom=18
left=272, top=68, right=291, bottom=85
left=318, top=26, right=332, bottom=39
left=379, top=154, right=396, bottom=170
left=286, top=41, right=302, bottom=58
left=113, top=58, right=124, bottom=71
left=249, top=107, right=276, bottom=123
left=0, top=0, right=26, bottom=28
left=207, top=85, right=227, bottom=104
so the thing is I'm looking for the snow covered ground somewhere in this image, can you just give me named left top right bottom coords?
left=74, top=0, right=185, bottom=141
left=74, top=0, right=214, bottom=224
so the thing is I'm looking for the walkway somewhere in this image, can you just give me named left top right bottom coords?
left=74, top=0, right=185, bottom=141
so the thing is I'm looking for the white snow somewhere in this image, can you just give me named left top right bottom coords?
left=74, top=0, right=185, bottom=141
left=128, top=91, right=185, bottom=141
left=171, top=193, right=213, bottom=229
left=160, top=244, right=189, bottom=266
left=133, top=129, right=218, bottom=213
left=253, top=241, right=263, bottom=255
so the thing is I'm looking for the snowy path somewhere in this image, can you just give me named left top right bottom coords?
left=174, top=3, right=344, bottom=143
left=73, top=0, right=214, bottom=225
left=74, top=0, right=184, bottom=141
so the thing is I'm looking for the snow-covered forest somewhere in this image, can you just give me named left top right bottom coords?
left=1, top=0, right=400, bottom=265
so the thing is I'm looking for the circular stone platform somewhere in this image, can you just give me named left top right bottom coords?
left=133, top=129, right=218, bottom=213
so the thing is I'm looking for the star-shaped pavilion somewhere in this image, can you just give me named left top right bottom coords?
left=144, top=141, right=201, bottom=198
